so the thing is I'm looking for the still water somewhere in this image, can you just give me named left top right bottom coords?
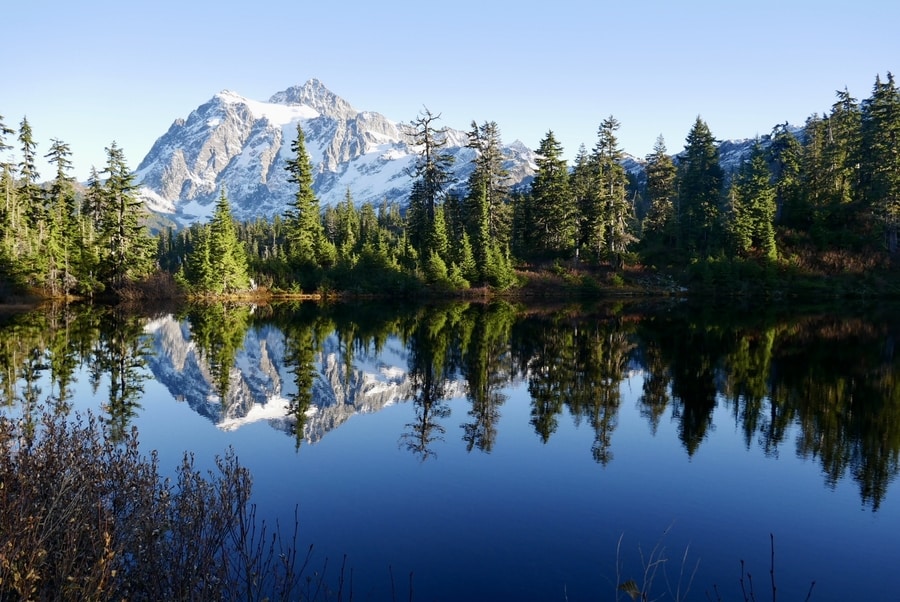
left=2, top=300, right=898, bottom=600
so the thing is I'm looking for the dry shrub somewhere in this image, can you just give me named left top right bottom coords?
left=0, top=407, right=326, bottom=601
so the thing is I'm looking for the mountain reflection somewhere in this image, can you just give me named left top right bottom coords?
left=0, top=300, right=899, bottom=509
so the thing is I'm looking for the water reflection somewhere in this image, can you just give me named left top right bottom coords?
left=0, top=300, right=899, bottom=509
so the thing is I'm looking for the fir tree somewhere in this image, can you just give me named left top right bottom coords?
left=284, top=123, right=329, bottom=269
left=570, top=144, right=594, bottom=260
left=335, top=187, right=360, bottom=253
left=183, top=224, right=213, bottom=291
left=0, top=116, right=12, bottom=155
left=208, top=188, right=251, bottom=293
left=465, top=121, right=510, bottom=251
left=860, top=72, right=900, bottom=253
left=728, top=143, right=777, bottom=260
left=44, top=139, right=78, bottom=295
left=17, top=117, right=43, bottom=231
left=404, top=107, right=454, bottom=257
left=591, top=116, right=634, bottom=267
left=97, top=142, right=154, bottom=291
left=642, top=135, right=678, bottom=249
left=767, top=124, right=804, bottom=228
left=678, top=117, right=724, bottom=256
left=526, top=131, right=575, bottom=258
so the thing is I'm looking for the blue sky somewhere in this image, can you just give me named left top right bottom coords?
left=4, top=0, right=898, bottom=182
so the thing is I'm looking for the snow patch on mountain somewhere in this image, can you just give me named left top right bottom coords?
left=134, top=79, right=538, bottom=225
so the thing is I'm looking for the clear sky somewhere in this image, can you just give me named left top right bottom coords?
left=4, top=0, right=898, bottom=182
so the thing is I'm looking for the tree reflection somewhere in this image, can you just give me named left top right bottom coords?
left=399, top=305, right=458, bottom=461
left=636, top=331, right=670, bottom=435
left=579, top=323, right=635, bottom=465
left=277, top=303, right=328, bottom=450
left=774, top=316, right=900, bottom=510
left=92, top=309, right=150, bottom=441
left=512, top=307, right=636, bottom=464
left=460, top=302, right=515, bottom=453
left=0, top=300, right=897, bottom=509
left=186, top=303, right=251, bottom=401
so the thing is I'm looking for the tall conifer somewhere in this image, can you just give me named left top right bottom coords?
left=642, top=135, right=678, bottom=248
left=98, top=142, right=154, bottom=291
left=678, top=117, right=724, bottom=256
left=527, top=131, right=574, bottom=258
left=208, top=188, right=250, bottom=293
left=284, top=123, right=328, bottom=269
left=860, top=73, right=900, bottom=253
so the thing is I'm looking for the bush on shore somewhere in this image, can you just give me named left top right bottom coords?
left=0, top=407, right=330, bottom=601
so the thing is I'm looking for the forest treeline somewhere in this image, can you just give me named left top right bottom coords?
left=2, top=72, right=900, bottom=300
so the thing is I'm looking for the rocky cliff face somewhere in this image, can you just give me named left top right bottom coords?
left=134, top=79, right=538, bottom=224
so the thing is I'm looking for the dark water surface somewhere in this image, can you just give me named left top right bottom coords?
left=2, top=299, right=898, bottom=600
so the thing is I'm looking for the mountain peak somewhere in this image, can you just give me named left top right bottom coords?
left=268, top=78, right=355, bottom=120
left=135, top=80, right=539, bottom=225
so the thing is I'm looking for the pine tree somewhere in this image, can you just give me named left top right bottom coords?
left=860, top=72, right=900, bottom=253
left=642, top=135, right=678, bottom=249
left=767, top=124, right=804, bottom=228
left=728, top=143, right=777, bottom=260
left=183, top=224, right=213, bottom=291
left=464, top=121, right=510, bottom=251
left=208, top=188, right=251, bottom=293
left=591, top=116, right=634, bottom=267
left=97, top=142, right=154, bottom=291
left=527, top=131, right=575, bottom=258
left=678, top=117, right=724, bottom=256
left=17, top=117, right=43, bottom=232
left=284, top=123, right=328, bottom=269
left=44, top=139, right=78, bottom=295
left=404, top=107, right=454, bottom=257
left=570, top=144, right=594, bottom=261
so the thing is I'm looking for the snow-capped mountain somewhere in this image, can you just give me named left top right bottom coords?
left=135, top=79, right=538, bottom=224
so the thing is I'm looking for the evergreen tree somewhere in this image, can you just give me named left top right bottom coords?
left=642, top=135, right=678, bottom=249
left=208, top=188, right=251, bottom=293
left=860, top=73, right=900, bottom=253
left=0, top=116, right=12, bottom=156
left=17, top=117, right=43, bottom=231
left=526, top=131, right=575, bottom=258
left=284, top=123, right=330, bottom=269
left=334, top=187, right=360, bottom=255
left=0, top=115, right=14, bottom=243
left=183, top=224, right=213, bottom=291
left=570, top=144, right=594, bottom=261
left=799, top=90, right=864, bottom=246
left=824, top=88, right=862, bottom=209
left=728, top=143, right=777, bottom=260
left=767, top=124, right=804, bottom=228
left=97, top=142, right=154, bottom=291
left=678, top=117, right=724, bottom=256
left=404, top=108, right=454, bottom=257
left=591, top=116, right=634, bottom=267
left=427, top=204, right=450, bottom=262
left=464, top=121, right=510, bottom=251
left=44, top=139, right=78, bottom=295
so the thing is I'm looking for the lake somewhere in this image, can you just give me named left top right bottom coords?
left=1, top=299, right=898, bottom=601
